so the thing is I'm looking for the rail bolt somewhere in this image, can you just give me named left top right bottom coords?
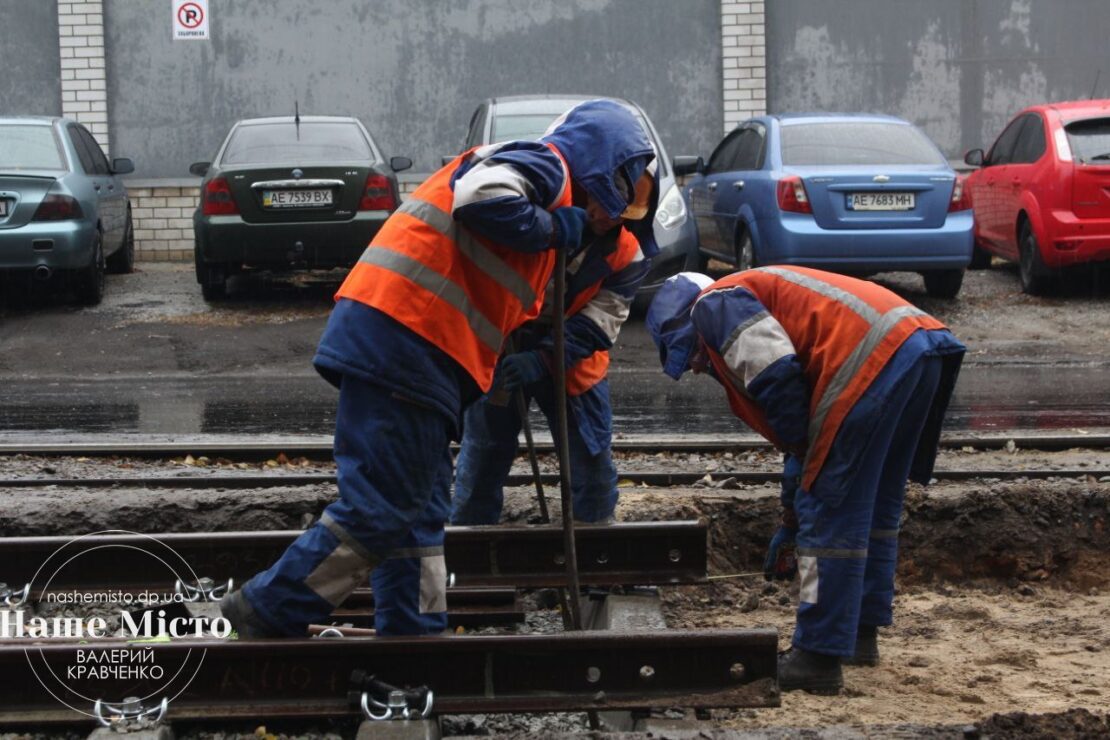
left=586, top=666, right=602, bottom=684
left=639, top=665, right=655, bottom=683
left=554, top=553, right=566, bottom=565
left=729, top=662, right=746, bottom=681
left=596, top=551, right=609, bottom=564
left=668, top=548, right=682, bottom=563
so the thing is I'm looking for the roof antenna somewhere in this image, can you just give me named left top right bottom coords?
left=294, top=100, right=301, bottom=140
left=1090, top=70, right=1101, bottom=100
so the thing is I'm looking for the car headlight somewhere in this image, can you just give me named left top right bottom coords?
left=655, top=183, right=687, bottom=230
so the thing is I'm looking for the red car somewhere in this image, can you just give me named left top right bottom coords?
left=964, top=99, right=1110, bottom=293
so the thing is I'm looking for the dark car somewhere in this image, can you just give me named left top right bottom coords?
left=0, top=116, right=135, bottom=304
left=190, top=115, right=411, bottom=300
left=682, top=113, right=973, bottom=298
left=963, top=99, right=1110, bottom=294
left=455, top=95, right=700, bottom=302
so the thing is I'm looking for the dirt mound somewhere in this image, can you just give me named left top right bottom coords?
left=976, top=708, right=1109, bottom=739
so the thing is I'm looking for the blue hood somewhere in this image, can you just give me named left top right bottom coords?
left=646, top=272, right=715, bottom=380
left=541, top=99, right=655, bottom=220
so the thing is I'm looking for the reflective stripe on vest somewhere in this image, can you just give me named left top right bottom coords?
left=699, top=266, right=946, bottom=489
left=564, top=228, right=641, bottom=396
left=335, top=144, right=571, bottom=391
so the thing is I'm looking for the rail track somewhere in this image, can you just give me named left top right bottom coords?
left=1, top=430, right=1108, bottom=461
left=2, top=465, right=1108, bottom=491
left=0, top=522, right=780, bottom=729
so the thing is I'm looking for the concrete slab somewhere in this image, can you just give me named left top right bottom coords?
left=355, top=718, right=441, bottom=740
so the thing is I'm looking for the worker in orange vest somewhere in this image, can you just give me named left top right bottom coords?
left=647, top=268, right=965, bottom=694
left=220, top=100, right=655, bottom=637
left=451, top=153, right=658, bottom=527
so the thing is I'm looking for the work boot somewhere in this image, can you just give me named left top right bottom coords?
left=843, top=624, right=880, bottom=666
left=777, top=647, right=843, bottom=695
left=219, top=589, right=281, bottom=639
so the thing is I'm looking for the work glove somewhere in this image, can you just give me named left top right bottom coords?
left=496, top=350, right=548, bottom=391
left=763, top=520, right=798, bottom=582
left=550, top=206, right=588, bottom=252
left=764, top=454, right=803, bottom=581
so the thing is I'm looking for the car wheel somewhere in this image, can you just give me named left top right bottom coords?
left=1018, top=222, right=1052, bottom=295
left=74, top=232, right=105, bottom=306
left=194, top=240, right=228, bottom=301
left=106, top=210, right=135, bottom=274
left=201, top=280, right=227, bottom=301
left=968, top=239, right=992, bottom=270
left=736, top=230, right=757, bottom=271
left=922, top=268, right=965, bottom=298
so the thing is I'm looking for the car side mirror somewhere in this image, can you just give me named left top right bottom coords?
left=111, top=158, right=135, bottom=175
left=672, top=155, right=704, bottom=176
left=189, top=161, right=210, bottom=177
left=390, top=156, right=413, bottom=173
left=963, top=149, right=984, bottom=168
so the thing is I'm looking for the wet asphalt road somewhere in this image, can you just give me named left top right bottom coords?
left=0, top=263, right=1108, bottom=442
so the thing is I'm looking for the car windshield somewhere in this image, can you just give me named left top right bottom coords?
left=1065, top=118, right=1110, bottom=163
left=781, top=122, right=946, bottom=166
left=221, top=122, right=374, bottom=165
left=492, top=109, right=653, bottom=144
left=491, top=114, right=564, bottom=142
left=0, top=125, right=65, bottom=170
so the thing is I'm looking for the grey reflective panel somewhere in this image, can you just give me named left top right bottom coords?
left=807, top=305, right=928, bottom=448
left=320, top=511, right=376, bottom=562
left=359, top=247, right=504, bottom=353
left=397, top=198, right=537, bottom=309
left=720, top=310, right=770, bottom=359
left=758, top=267, right=879, bottom=324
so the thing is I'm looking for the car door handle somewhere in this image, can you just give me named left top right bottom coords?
left=707, top=182, right=718, bottom=192
left=732, top=180, right=745, bottom=191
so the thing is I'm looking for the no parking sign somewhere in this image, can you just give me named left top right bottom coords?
left=173, top=0, right=209, bottom=40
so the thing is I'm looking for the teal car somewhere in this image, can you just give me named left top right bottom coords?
left=0, top=116, right=135, bottom=304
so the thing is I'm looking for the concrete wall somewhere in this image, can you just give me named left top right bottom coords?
left=0, top=1, right=62, bottom=116
left=104, top=0, right=722, bottom=179
left=766, top=0, right=1110, bottom=158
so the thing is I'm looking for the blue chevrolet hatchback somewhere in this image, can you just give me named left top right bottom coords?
left=681, top=114, right=973, bottom=297
left=0, top=116, right=134, bottom=304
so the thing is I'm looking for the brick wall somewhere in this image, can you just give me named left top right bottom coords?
left=57, top=1, right=109, bottom=152
left=126, top=182, right=199, bottom=262
left=720, top=1, right=767, bottom=131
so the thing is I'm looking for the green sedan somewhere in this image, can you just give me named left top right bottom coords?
left=190, top=115, right=411, bottom=301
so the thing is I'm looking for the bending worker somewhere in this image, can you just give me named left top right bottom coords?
left=451, top=145, right=658, bottom=526
left=647, top=267, right=965, bottom=695
left=221, top=100, right=655, bottom=637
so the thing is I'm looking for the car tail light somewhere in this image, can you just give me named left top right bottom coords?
left=359, top=174, right=397, bottom=211
left=948, top=175, right=971, bottom=212
left=32, top=186, right=83, bottom=221
left=776, top=176, right=811, bottom=214
left=202, top=177, right=239, bottom=216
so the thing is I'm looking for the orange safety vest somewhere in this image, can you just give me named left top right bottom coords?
left=563, top=227, right=642, bottom=396
left=335, top=144, right=572, bottom=391
left=698, top=266, right=947, bottom=490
